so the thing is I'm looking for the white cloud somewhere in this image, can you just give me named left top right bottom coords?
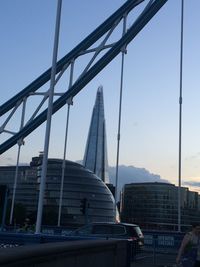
left=108, top=165, right=170, bottom=200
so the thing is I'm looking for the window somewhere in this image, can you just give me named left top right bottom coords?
left=92, top=225, right=112, bottom=234
left=112, top=225, right=125, bottom=235
left=75, top=225, right=93, bottom=235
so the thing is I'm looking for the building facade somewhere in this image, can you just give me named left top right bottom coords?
left=0, top=164, right=38, bottom=218
left=36, top=157, right=115, bottom=226
left=121, top=182, right=200, bottom=231
left=0, top=155, right=116, bottom=227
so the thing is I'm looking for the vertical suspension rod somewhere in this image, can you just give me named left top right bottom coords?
left=9, top=98, right=26, bottom=225
left=35, top=0, right=62, bottom=234
left=115, top=14, right=127, bottom=208
left=57, top=60, right=74, bottom=226
left=178, top=0, right=184, bottom=232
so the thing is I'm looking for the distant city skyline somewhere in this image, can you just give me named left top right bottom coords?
left=1, top=1, right=200, bottom=193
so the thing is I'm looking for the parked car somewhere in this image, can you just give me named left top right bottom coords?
left=68, top=222, right=144, bottom=255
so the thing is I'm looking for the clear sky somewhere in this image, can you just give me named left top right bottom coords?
left=1, top=0, right=200, bottom=190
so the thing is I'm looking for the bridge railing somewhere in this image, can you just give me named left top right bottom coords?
left=0, top=227, right=184, bottom=253
left=0, top=239, right=130, bottom=267
left=143, top=230, right=184, bottom=252
left=0, top=231, right=102, bottom=247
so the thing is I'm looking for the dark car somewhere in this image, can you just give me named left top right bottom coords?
left=69, top=222, right=144, bottom=254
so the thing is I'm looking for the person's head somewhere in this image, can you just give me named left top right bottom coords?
left=191, top=223, right=200, bottom=234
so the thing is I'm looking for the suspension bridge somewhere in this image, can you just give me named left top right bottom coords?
left=0, top=1, right=190, bottom=265
left=0, top=0, right=169, bottom=154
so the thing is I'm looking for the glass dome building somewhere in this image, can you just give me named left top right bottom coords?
left=35, top=157, right=116, bottom=226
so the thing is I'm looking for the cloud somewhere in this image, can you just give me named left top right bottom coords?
left=0, top=158, right=29, bottom=166
left=18, top=163, right=29, bottom=166
left=6, top=157, right=13, bottom=161
left=184, top=152, right=200, bottom=161
left=183, top=181, right=200, bottom=188
left=0, top=157, right=14, bottom=166
left=77, top=161, right=170, bottom=200
left=108, top=165, right=170, bottom=200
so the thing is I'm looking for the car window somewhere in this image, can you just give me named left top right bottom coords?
left=112, top=225, right=126, bottom=235
left=74, top=225, right=93, bottom=235
left=92, top=225, right=112, bottom=234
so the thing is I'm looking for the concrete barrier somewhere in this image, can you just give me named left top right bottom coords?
left=0, top=239, right=130, bottom=267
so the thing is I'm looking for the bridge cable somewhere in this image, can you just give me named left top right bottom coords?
left=57, top=60, right=74, bottom=227
left=178, top=0, right=184, bottom=232
left=35, top=0, right=63, bottom=234
left=115, top=14, right=127, bottom=209
left=9, top=99, right=26, bottom=225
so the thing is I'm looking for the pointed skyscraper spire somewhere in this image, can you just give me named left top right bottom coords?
left=83, top=86, right=109, bottom=183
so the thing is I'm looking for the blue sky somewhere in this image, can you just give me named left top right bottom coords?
left=1, top=0, right=200, bottom=190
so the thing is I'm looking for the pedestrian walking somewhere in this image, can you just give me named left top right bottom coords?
left=176, top=223, right=200, bottom=267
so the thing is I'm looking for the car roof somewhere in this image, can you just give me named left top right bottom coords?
left=85, top=222, right=139, bottom=227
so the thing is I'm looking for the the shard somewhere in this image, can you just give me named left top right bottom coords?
left=83, top=86, right=109, bottom=183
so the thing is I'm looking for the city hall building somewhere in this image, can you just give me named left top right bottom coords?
left=0, top=155, right=116, bottom=227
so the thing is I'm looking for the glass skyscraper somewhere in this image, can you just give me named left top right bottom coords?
left=83, top=86, right=109, bottom=183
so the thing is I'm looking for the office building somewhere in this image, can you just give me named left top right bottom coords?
left=121, top=182, right=200, bottom=231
